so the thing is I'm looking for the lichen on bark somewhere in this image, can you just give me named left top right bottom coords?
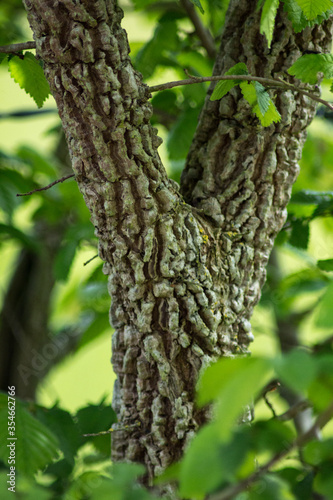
left=23, top=0, right=332, bottom=485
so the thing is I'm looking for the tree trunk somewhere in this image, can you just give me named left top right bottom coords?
left=23, top=0, right=332, bottom=484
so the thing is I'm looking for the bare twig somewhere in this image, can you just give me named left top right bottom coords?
left=148, top=74, right=333, bottom=111
left=16, top=173, right=75, bottom=197
left=255, top=379, right=280, bottom=417
left=83, top=254, right=98, bottom=266
left=179, top=0, right=216, bottom=59
left=207, top=401, right=333, bottom=500
left=0, top=41, right=36, bottom=54
left=83, top=421, right=141, bottom=437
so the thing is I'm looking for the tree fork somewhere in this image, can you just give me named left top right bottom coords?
left=22, top=0, right=332, bottom=486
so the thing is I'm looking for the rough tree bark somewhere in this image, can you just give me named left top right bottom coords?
left=23, top=0, right=332, bottom=485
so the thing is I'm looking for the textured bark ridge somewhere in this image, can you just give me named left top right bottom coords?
left=23, top=0, right=332, bottom=482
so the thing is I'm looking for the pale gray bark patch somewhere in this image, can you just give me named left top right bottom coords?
left=23, top=0, right=332, bottom=484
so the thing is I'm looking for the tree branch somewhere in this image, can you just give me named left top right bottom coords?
left=16, top=173, right=74, bottom=197
left=277, top=400, right=312, bottom=422
left=0, top=41, right=36, bottom=53
left=148, top=74, right=333, bottom=111
left=179, top=0, right=216, bottom=59
left=208, top=401, right=333, bottom=500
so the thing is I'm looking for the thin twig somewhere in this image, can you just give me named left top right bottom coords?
left=0, top=41, right=36, bottom=54
left=207, top=401, right=333, bottom=500
left=148, top=74, right=333, bottom=111
left=179, top=0, right=216, bottom=59
left=83, top=421, right=141, bottom=437
left=277, top=400, right=311, bottom=422
left=83, top=254, right=98, bottom=266
left=16, top=173, right=75, bottom=197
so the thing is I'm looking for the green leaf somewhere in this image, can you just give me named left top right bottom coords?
left=34, top=405, right=81, bottom=465
left=313, top=462, right=333, bottom=500
left=53, top=240, right=77, bottom=281
left=76, top=401, right=117, bottom=435
left=179, top=424, right=226, bottom=500
left=248, top=474, right=295, bottom=500
left=77, top=313, right=111, bottom=350
left=260, top=0, right=280, bottom=48
left=288, top=53, right=333, bottom=84
left=303, top=438, right=333, bottom=465
left=317, top=259, right=333, bottom=271
left=0, top=473, right=52, bottom=500
left=240, top=81, right=281, bottom=126
left=254, top=81, right=271, bottom=115
left=283, top=0, right=333, bottom=32
left=16, top=146, right=57, bottom=177
left=0, top=169, right=33, bottom=219
left=250, top=420, right=295, bottom=454
left=88, top=464, right=158, bottom=500
left=289, top=219, right=310, bottom=249
left=314, top=280, right=333, bottom=328
left=197, top=357, right=271, bottom=441
left=293, top=0, right=333, bottom=20
left=8, top=52, right=50, bottom=108
left=290, top=190, right=333, bottom=204
left=0, top=394, right=59, bottom=476
left=179, top=425, right=250, bottom=500
left=273, top=350, right=318, bottom=393
left=135, top=20, right=179, bottom=79
left=210, top=62, right=248, bottom=101
left=0, top=223, right=38, bottom=249
left=190, top=0, right=204, bottom=14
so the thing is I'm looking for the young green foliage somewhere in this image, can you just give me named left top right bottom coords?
left=210, top=62, right=249, bottom=100
left=210, top=63, right=281, bottom=126
left=8, top=52, right=50, bottom=108
left=260, top=0, right=280, bottom=48
left=240, top=81, right=281, bottom=126
left=293, top=0, right=333, bottom=20
left=288, top=53, right=333, bottom=85
left=283, top=0, right=333, bottom=32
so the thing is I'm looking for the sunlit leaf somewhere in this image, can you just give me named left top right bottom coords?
left=293, top=0, right=333, bottom=20
left=8, top=52, right=50, bottom=108
left=314, top=280, right=333, bottom=328
left=240, top=81, right=281, bottom=126
left=197, top=357, right=271, bottom=441
left=288, top=53, right=333, bottom=84
left=179, top=425, right=250, bottom=500
left=210, top=62, right=248, bottom=100
left=260, top=0, right=280, bottom=47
